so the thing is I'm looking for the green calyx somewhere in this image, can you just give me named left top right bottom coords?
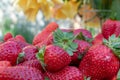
left=36, top=46, right=46, bottom=70
left=103, top=34, right=120, bottom=58
left=16, top=52, right=25, bottom=64
left=76, top=32, right=93, bottom=43
left=53, top=29, right=78, bottom=56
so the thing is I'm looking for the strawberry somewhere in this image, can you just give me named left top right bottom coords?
left=4, top=32, right=13, bottom=41
left=8, top=38, right=29, bottom=52
left=35, top=33, right=53, bottom=48
left=33, top=22, right=58, bottom=45
left=37, top=45, right=71, bottom=72
left=15, top=35, right=26, bottom=42
left=92, top=33, right=104, bottom=45
left=79, top=35, right=120, bottom=79
left=0, top=41, right=20, bottom=65
left=71, top=40, right=90, bottom=66
left=37, top=29, right=78, bottom=72
left=22, top=45, right=38, bottom=61
left=45, top=66, right=84, bottom=80
left=0, top=66, right=44, bottom=80
left=73, top=29, right=92, bottom=38
left=0, top=61, right=11, bottom=67
left=18, top=60, right=43, bottom=72
left=0, top=41, right=3, bottom=45
left=102, top=19, right=120, bottom=39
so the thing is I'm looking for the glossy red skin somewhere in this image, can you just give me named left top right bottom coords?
left=8, top=38, right=30, bottom=52
left=92, top=33, right=104, bottom=45
left=79, top=44, right=119, bottom=79
left=0, top=66, right=44, bottom=80
left=91, top=75, right=117, bottom=80
left=35, top=34, right=53, bottom=48
left=0, top=41, right=3, bottom=45
left=0, top=61, right=11, bottom=67
left=73, top=29, right=92, bottom=38
left=71, top=40, right=90, bottom=66
left=102, top=19, right=120, bottom=39
left=15, top=35, right=26, bottom=42
left=23, top=46, right=38, bottom=61
left=33, top=22, right=58, bottom=45
left=0, top=41, right=20, bottom=65
left=4, top=32, right=13, bottom=41
left=45, top=66, right=84, bottom=80
left=44, top=45, right=71, bottom=72
left=18, top=60, right=43, bottom=72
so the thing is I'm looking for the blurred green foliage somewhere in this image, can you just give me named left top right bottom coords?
left=1, top=17, right=34, bottom=43
left=91, top=0, right=120, bottom=21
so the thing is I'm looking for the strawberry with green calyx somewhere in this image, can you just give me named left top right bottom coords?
left=36, top=45, right=71, bottom=72
left=79, top=35, right=120, bottom=79
left=73, top=29, right=92, bottom=39
left=16, top=45, right=39, bottom=64
left=22, top=45, right=38, bottom=61
left=53, top=29, right=78, bottom=56
left=75, top=32, right=93, bottom=43
left=71, top=40, right=91, bottom=66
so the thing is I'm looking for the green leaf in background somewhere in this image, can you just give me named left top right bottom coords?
left=91, top=0, right=112, bottom=19
left=117, top=69, right=120, bottom=80
left=110, top=0, right=120, bottom=20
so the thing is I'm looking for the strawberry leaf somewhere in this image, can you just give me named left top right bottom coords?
left=16, top=52, right=25, bottom=64
left=104, top=34, right=120, bottom=58
left=53, top=29, right=77, bottom=56
left=36, top=46, right=46, bottom=70
left=76, top=32, right=93, bottom=42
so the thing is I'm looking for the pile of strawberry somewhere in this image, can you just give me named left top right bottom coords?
left=0, top=19, right=120, bottom=80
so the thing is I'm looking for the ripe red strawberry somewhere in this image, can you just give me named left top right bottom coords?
left=18, top=60, right=43, bottom=72
left=37, top=29, right=78, bottom=72
left=4, top=32, right=13, bottom=41
left=91, top=75, right=117, bottom=80
left=0, top=41, right=20, bottom=65
left=0, top=66, right=44, bottom=80
left=0, top=41, right=3, bottom=45
left=73, top=29, right=92, bottom=38
left=15, top=35, right=26, bottom=42
left=0, top=61, right=11, bottom=67
left=33, top=22, right=58, bottom=45
left=92, top=33, right=104, bottom=45
left=102, top=19, right=120, bottom=39
left=37, top=45, right=71, bottom=72
left=35, top=33, right=53, bottom=48
left=79, top=44, right=119, bottom=79
left=45, top=66, right=84, bottom=80
left=8, top=38, right=30, bottom=52
left=22, top=45, right=38, bottom=61
left=71, top=40, right=90, bottom=66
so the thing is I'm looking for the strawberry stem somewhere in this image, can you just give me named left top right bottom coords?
left=53, top=29, right=78, bottom=56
